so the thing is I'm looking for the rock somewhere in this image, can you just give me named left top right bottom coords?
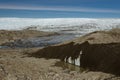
left=63, top=69, right=70, bottom=74
left=80, top=42, right=120, bottom=75
left=69, top=71, right=78, bottom=75
left=25, top=26, right=37, bottom=30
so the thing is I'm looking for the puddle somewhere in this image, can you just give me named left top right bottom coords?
left=0, top=46, right=10, bottom=49
left=54, top=61, right=85, bottom=72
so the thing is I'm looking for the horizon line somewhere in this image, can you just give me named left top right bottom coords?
left=0, top=5, right=120, bottom=13
left=0, top=17, right=120, bottom=19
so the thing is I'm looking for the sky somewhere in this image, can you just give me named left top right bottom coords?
left=0, top=0, right=120, bottom=18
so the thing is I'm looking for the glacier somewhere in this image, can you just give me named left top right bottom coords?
left=0, top=18, right=120, bottom=37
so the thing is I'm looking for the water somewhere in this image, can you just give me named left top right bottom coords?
left=54, top=61, right=86, bottom=72
left=1, top=34, right=75, bottom=48
left=1, top=18, right=120, bottom=48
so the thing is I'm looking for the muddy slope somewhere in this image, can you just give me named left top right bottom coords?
left=72, top=28, right=120, bottom=44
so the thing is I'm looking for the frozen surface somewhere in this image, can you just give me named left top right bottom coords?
left=0, top=18, right=120, bottom=37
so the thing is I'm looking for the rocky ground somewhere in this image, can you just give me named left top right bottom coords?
left=0, top=48, right=120, bottom=80
left=0, top=29, right=120, bottom=80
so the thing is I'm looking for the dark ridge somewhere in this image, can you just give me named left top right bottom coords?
left=29, top=41, right=87, bottom=60
left=80, top=42, right=120, bottom=76
left=29, top=41, right=120, bottom=75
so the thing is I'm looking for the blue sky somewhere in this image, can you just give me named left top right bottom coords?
left=0, top=0, right=120, bottom=18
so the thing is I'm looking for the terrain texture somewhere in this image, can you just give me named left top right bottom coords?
left=0, top=29, right=120, bottom=80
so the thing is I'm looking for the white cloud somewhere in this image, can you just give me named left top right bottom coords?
left=0, top=5, right=120, bottom=13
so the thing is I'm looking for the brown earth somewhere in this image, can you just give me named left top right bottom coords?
left=0, top=48, right=120, bottom=80
left=0, top=29, right=120, bottom=80
left=73, top=28, right=120, bottom=44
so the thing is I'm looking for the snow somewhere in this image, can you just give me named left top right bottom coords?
left=0, top=18, right=120, bottom=36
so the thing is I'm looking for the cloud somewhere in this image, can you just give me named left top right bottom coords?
left=0, top=5, right=120, bottom=13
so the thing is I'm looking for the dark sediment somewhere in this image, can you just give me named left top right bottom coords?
left=80, top=42, right=120, bottom=75
left=30, top=41, right=120, bottom=75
